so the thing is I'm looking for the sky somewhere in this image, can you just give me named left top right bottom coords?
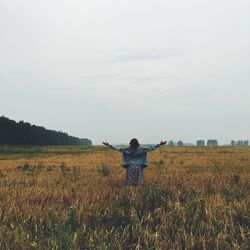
left=1, top=0, right=250, bottom=145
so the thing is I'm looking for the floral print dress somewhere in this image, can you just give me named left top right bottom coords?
left=125, top=165, right=144, bottom=185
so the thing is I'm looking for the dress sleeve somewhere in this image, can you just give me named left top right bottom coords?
left=108, top=145, right=125, bottom=152
left=142, top=144, right=161, bottom=152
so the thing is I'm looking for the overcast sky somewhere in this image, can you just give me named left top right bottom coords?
left=1, top=0, right=250, bottom=145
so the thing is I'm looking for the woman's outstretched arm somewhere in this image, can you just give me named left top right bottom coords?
left=142, top=140, right=167, bottom=152
left=102, top=141, right=125, bottom=152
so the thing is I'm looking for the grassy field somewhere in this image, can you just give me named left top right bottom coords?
left=0, top=145, right=249, bottom=249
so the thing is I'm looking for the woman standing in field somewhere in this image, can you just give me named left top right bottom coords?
left=102, top=139, right=167, bottom=186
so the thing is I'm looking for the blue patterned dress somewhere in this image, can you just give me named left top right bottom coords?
left=108, top=144, right=161, bottom=185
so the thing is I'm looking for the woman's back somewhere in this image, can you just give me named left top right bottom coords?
left=102, top=139, right=167, bottom=185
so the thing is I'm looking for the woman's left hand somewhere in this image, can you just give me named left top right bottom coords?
left=160, top=140, right=167, bottom=145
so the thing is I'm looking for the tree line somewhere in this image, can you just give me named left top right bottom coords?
left=0, top=116, right=92, bottom=146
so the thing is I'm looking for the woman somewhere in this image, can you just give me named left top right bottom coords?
left=102, top=138, right=167, bottom=185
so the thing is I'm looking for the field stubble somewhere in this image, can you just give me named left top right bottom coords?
left=0, top=146, right=249, bottom=249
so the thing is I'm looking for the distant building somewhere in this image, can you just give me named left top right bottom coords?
left=232, top=140, right=249, bottom=146
left=196, top=140, right=205, bottom=146
left=207, top=140, right=218, bottom=146
left=237, top=140, right=244, bottom=146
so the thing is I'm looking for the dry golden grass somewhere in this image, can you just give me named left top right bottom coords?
left=0, top=146, right=249, bottom=249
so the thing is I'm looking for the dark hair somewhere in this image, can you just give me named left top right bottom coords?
left=130, top=138, right=140, bottom=149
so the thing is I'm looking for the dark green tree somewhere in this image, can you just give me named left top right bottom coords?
left=0, top=116, right=92, bottom=146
